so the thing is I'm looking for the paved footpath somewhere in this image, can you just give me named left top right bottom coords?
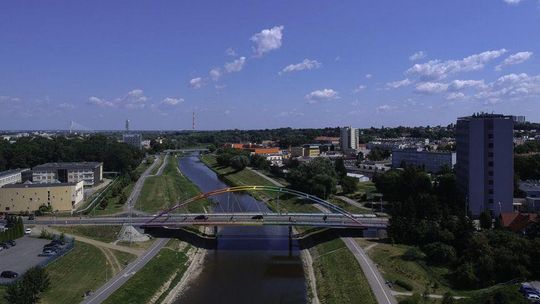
left=342, top=238, right=397, bottom=304
left=82, top=238, right=168, bottom=304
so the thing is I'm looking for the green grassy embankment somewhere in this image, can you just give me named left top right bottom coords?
left=103, top=240, right=190, bottom=304
left=54, top=226, right=123, bottom=243
left=312, top=238, right=377, bottom=304
left=41, top=242, right=109, bottom=304
left=200, top=154, right=319, bottom=213
left=137, top=156, right=211, bottom=213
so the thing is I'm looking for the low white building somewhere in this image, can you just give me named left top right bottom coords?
left=346, top=172, right=371, bottom=182
left=0, top=169, right=29, bottom=188
left=265, top=154, right=283, bottom=167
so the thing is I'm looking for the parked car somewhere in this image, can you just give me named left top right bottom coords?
left=0, top=271, right=18, bottom=278
left=194, top=215, right=208, bottom=221
left=50, top=239, right=65, bottom=246
left=43, top=246, right=59, bottom=253
left=526, top=293, right=540, bottom=301
left=520, top=284, right=540, bottom=296
left=6, top=240, right=15, bottom=246
left=28, top=214, right=35, bottom=220
left=0, top=242, right=10, bottom=249
left=24, top=228, right=32, bottom=235
left=40, top=251, right=56, bottom=256
left=251, top=215, right=264, bottom=220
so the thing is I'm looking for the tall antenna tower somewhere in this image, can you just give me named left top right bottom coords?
left=192, top=112, right=195, bottom=130
left=125, top=119, right=130, bottom=132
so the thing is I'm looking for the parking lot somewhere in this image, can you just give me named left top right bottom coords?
left=0, top=236, right=51, bottom=284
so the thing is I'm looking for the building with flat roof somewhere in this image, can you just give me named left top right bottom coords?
left=33, top=162, right=103, bottom=187
left=340, top=126, right=359, bottom=152
left=392, top=149, right=456, bottom=173
left=0, top=169, right=31, bottom=188
left=123, top=133, right=142, bottom=150
left=456, top=113, right=514, bottom=217
left=0, top=181, right=84, bottom=213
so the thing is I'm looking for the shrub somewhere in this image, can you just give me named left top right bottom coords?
left=402, top=247, right=424, bottom=261
left=422, top=242, right=457, bottom=265
left=394, top=279, right=413, bottom=291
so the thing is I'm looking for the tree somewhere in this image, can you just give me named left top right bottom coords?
left=230, top=155, right=249, bottom=171
left=423, top=242, right=457, bottom=265
left=367, top=147, right=391, bottom=161
left=288, top=158, right=338, bottom=198
left=442, top=292, right=456, bottom=304
left=4, top=267, right=50, bottom=304
left=334, top=158, right=347, bottom=181
left=479, top=211, right=492, bottom=230
left=341, top=176, right=358, bottom=194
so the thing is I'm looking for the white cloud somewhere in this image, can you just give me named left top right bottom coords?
left=365, top=74, right=373, bottom=79
left=354, top=85, right=367, bottom=93
left=495, top=51, right=533, bottom=70
left=87, top=96, right=114, bottom=107
left=280, top=58, right=321, bottom=75
left=376, top=104, right=396, bottom=112
left=209, top=68, right=221, bottom=81
left=0, top=96, right=20, bottom=103
left=161, top=97, right=183, bottom=106
left=415, top=82, right=449, bottom=94
left=224, top=110, right=231, bottom=115
left=57, top=103, right=75, bottom=109
left=251, top=25, right=284, bottom=56
left=474, top=73, right=540, bottom=102
left=406, top=49, right=507, bottom=80
left=225, top=47, right=236, bottom=57
left=224, top=57, right=246, bottom=73
left=409, top=51, right=426, bottom=61
left=276, top=108, right=305, bottom=117
left=386, top=78, right=412, bottom=89
left=305, top=89, right=340, bottom=104
left=446, top=92, right=467, bottom=101
left=503, top=0, right=523, bottom=4
left=189, top=77, right=204, bottom=89
left=448, top=79, right=487, bottom=91
left=87, top=89, right=149, bottom=109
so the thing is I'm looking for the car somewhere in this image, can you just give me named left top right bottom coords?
left=251, top=215, right=264, bottom=220
left=194, top=215, right=208, bottom=221
left=24, top=228, right=32, bottom=235
left=6, top=240, right=15, bottom=246
left=527, top=293, right=540, bottom=301
left=520, top=284, right=540, bottom=295
left=40, top=251, right=56, bottom=256
left=0, top=271, right=18, bottom=278
left=28, top=214, right=35, bottom=220
left=43, top=245, right=60, bottom=252
left=0, top=242, right=9, bottom=249
left=50, top=239, right=65, bottom=246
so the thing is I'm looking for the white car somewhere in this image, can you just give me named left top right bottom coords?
left=527, top=293, right=540, bottom=301
left=24, top=228, right=32, bottom=235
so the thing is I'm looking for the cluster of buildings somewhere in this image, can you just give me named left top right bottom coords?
left=0, top=162, right=103, bottom=214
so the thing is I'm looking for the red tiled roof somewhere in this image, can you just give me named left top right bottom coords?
left=500, top=212, right=538, bottom=232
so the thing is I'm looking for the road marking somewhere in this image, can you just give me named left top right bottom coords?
left=345, top=238, right=393, bottom=304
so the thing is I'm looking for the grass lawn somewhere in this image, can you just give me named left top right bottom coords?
left=342, top=181, right=377, bottom=201
left=0, top=286, right=6, bottom=302
left=201, top=154, right=319, bottom=213
left=311, top=238, right=377, bottom=304
left=54, top=225, right=123, bottom=243
left=92, top=182, right=135, bottom=215
left=137, top=156, right=211, bottom=213
left=41, top=242, right=108, bottom=304
left=328, top=197, right=371, bottom=214
left=103, top=243, right=190, bottom=304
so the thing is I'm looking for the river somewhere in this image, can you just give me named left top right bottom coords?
left=174, top=154, right=307, bottom=304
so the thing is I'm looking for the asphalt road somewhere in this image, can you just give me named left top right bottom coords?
left=125, top=155, right=161, bottom=211
left=81, top=238, right=168, bottom=304
left=21, top=213, right=388, bottom=229
left=342, top=237, right=397, bottom=304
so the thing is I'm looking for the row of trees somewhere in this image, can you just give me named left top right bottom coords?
left=0, top=216, right=24, bottom=242
left=215, top=148, right=271, bottom=171
left=375, top=166, right=540, bottom=289
left=515, top=154, right=540, bottom=180
left=97, top=174, right=132, bottom=210
left=5, top=267, right=50, bottom=304
left=0, top=135, right=144, bottom=173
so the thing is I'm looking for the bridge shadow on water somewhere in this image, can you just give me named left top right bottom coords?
left=144, top=226, right=370, bottom=250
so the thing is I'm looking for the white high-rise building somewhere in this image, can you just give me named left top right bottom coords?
left=340, top=126, right=359, bottom=152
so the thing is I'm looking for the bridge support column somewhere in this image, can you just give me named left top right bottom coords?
left=288, top=226, right=293, bottom=256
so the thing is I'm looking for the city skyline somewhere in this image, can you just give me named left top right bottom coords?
left=1, top=1, right=540, bottom=130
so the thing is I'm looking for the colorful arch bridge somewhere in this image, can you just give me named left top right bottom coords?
left=143, top=185, right=388, bottom=229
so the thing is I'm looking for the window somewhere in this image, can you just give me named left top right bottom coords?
left=488, top=143, right=494, bottom=148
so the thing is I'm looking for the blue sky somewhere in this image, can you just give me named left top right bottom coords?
left=1, top=0, right=539, bottom=130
